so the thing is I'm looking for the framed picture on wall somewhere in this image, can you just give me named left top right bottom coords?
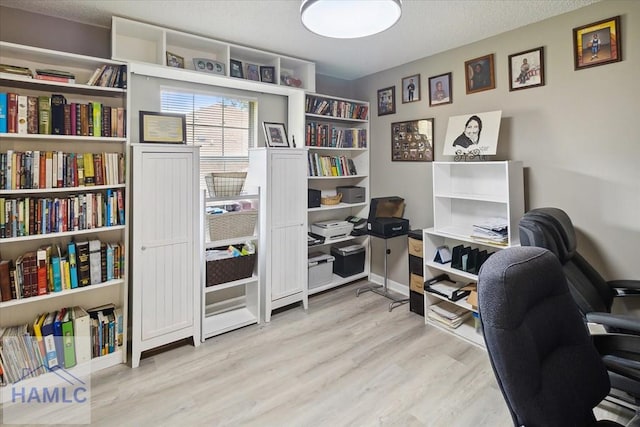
left=428, top=72, right=452, bottom=106
left=230, top=59, right=244, bottom=78
left=401, top=74, right=420, bottom=103
left=139, top=111, right=186, bottom=144
left=377, top=86, right=396, bottom=116
left=573, top=16, right=621, bottom=70
left=166, top=51, right=185, bottom=68
left=465, top=54, right=495, bottom=94
left=391, top=118, right=434, bottom=162
left=508, top=46, right=545, bottom=91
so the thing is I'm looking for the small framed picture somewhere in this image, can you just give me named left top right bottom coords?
left=573, top=16, right=621, bottom=70
left=230, top=59, right=244, bottom=78
left=263, top=122, right=289, bottom=147
left=193, top=57, right=225, bottom=75
left=246, top=63, right=260, bottom=81
left=139, top=111, right=186, bottom=144
left=465, top=54, right=495, bottom=94
left=391, top=118, right=434, bottom=162
left=428, top=72, right=452, bottom=106
left=401, top=74, right=420, bottom=103
left=260, top=66, right=275, bottom=83
left=377, top=86, right=396, bottom=116
left=508, top=47, right=545, bottom=91
left=166, top=51, right=185, bottom=68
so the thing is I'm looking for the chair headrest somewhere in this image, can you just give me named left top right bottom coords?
left=519, top=207, right=577, bottom=262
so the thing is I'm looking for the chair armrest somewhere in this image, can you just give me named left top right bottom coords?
left=610, top=280, right=640, bottom=297
left=587, top=312, right=640, bottom=334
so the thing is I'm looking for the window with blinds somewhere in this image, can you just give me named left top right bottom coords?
left=161, top=90, right=256, bottom=189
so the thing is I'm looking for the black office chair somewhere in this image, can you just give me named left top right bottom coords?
left=519, top=207, right=640, bottom=405
left=478, top=246, right=630, bottom=426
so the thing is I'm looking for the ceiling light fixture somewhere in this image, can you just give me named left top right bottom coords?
left=300, top=0, right=402, bottom=39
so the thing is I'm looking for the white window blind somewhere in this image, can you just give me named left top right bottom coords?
left=161, top=90, right=255, bottom=189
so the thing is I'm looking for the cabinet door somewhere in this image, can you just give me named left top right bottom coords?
left=136, top=150, right=195, bottom=340
left=269, top=151, right=307, bottom=299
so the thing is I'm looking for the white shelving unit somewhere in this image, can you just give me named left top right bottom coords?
left=111, top=16, right=316, bottom=92
left=305, top=93, right=370, bottom=295
left=423, top=161, right=524, bottom=348
left=0, top=42, right=130, bottom=376
left=201, top=190, right=260, bottom=340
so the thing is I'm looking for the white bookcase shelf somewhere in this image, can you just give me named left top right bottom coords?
left=423, top=161, right=524, bottom=348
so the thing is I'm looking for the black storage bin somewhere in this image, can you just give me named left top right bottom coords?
left=410, top=291, right=424, bottom=316
left=409, top=254, right=423, bottom=276
left=330, top=244, right=365, bottom=277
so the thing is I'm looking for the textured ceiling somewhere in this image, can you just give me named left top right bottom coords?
left=1, top=0, right=600, bottom=80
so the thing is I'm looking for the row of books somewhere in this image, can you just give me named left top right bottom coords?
left=0, top=151, right=124, bottom=190
left=305, top=121, right=367, bottom=148
left=0, top=189, right=125, bottom=238
left=0, top=93, right=126, bottom=137
left=0, top=240, right=125, bottom=302
left=307, top=152, right=358, bottom=177
left=0, top=63, right=126, bottom=88
left=305, top=96, right=369, bottom=120
left=0, top=304, right=123, bottom=385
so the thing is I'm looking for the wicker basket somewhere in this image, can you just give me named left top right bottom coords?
left=206, top=253, right=256, bottom=286
left=321, top=193, right=342, bottom=205
left=206, top=172, right=247, bottom=197
left=207, top=210, right=257, bottom=241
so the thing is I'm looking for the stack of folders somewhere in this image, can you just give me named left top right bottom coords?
left=428, top=300, right=472, bottom=329
left=471, top=217, right=508, bottom=245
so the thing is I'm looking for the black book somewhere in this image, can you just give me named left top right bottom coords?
left=50, top=94, right=67, bottom=135
left=76, top=241, right=91, bottom=287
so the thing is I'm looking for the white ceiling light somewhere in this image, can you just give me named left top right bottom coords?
left=300, top=0, right=402, bottom=39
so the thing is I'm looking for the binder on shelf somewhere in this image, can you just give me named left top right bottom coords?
left=61, top=309, right=76, bottom=368
left=72, top=306, right=91, bottom=364
left=41, top=311, right=59, bottom=369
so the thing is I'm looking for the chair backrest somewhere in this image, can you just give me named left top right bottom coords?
left=519, top=207, right=614, bottom=314
left=478, top=246, right=611, bottom=426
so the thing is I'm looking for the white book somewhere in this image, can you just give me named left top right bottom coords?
left=52, top=152, right=58, bottom=188
left=6, top=149, right=13, bottom=189
left=89, top=239, right=101, bottom=285
left=32, top=150, right=40, bottom=189
left=17, top=95, right=28, bottom=134
left=57, top=151, right=64, bottom=187
left=71, top=306, right=91, bottom=364
left=45, top=152, right=53, bottom=188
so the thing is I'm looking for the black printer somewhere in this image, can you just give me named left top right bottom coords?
left=367, top=196, right=410, bottom=238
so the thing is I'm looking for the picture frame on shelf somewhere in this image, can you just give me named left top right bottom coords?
left=377, top=86, right=396, bottom=116
left=193, top=57, right=225, bottom=75
left=428, top=72, right=452, bottom=106
left=401, top=74, right=420, bottom=103
left=442, top=110, right=502, bottom=157
left=166, top=51, right=185, bottom=68
left=465, top=54, right=495, bottom=94
left=391, top=118, right=434, bottom=162
left=508, top=47, right=545, bottom=91
left=230, top=59, right=244, bottom=78
left=263, top=122, right=289, bottom=147
left=260, top=66, right=276, bottom=83
left=246, top=63, right=260, bottom=81
left=139, top=111, right=186, bottom=144
left=573, top=16, right=621, bottom=70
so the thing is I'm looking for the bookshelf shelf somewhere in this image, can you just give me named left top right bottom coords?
left=305, top=93, right=370, bottom=297
left=0, top=41, right=130, bottom=382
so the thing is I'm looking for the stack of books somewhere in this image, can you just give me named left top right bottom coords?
left=34, top=68, right=75, bottom=84
left=427, top=300, right=472, bottom=329
left=471, top=218, right=508, bottom=245
left=0, top=63, right=33, bottom=79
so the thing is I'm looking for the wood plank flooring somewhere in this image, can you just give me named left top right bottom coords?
left=3, top=281, right=635, bottom=426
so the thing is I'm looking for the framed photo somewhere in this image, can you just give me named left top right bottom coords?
left=401, top=74, right=420, bottom=103
left=263, top=122, right=289, bottom=147
left=573, top=16, right=621, bottom=70
left=230, top=59, right=244, bottom=78
left=391, top=118, right=434, bottom=162
left=166, top=51, right=185, bottom=68
left=443, top=110, right=502, bottom=156
left=260, top=66, right=275, bottom=83
left=246, top=63, right=260, bottom=81
left=139, top=111, right=186, bottom=144
left=465, top=54, right=495, bottom=94
left=428, top=72, right=452, bottom=106
left=193, top=57, right=225, bottom=75
left=508, top=47, right=545, bottom=91
left=377, top=86, right=396, bottom=116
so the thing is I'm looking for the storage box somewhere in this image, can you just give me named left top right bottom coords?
left=410, top=273, right=424, bottom=294
left=207, top=210, right=257, bottom=241
left=331, top=244, right=365, bottom=277
left=336, top=185, right=365, bottom=204
left=206, top=252, right=256, bottom=286
left=367, top=197, right=409, bottom=238
left=410, top=290, right=424, bottom=316
left=308, top=252, right=335, bottom=289
left=205, top=172, right=247, bottom=197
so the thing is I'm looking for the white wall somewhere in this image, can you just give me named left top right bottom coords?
left=352, top=0, right=639, bottom=285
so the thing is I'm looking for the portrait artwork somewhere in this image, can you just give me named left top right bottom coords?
left=377, top=86, right=396, bottom=116
left=443, top=110, right=502, bottom=157
left=465, top=54, right=495, bottom=94
left=428, top=72, right=452, bottom=106
left=573, top=16, right=621, bottom=70
left=401, top=74, right=420, bottom=103
left=508, top=47, right=545, bottom=91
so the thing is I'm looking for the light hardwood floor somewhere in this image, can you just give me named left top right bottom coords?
left=3, top=281, right=635, bottom=426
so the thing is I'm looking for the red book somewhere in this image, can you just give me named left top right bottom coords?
left=34, top=74, right=75, bottom=84
left=7, top=92, right=18, bottom=133
left=36, top=248, right=48, bottom=296
left=93, top=153, right=104, bottom=186
left=27, top=96, right=39, bottom=134
left=0, top=260, right=12, bottom=301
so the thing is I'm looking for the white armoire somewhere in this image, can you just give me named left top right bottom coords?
left=130, top=144, right=201, bottom=367
left=246, top=148, right=308, bottom=322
